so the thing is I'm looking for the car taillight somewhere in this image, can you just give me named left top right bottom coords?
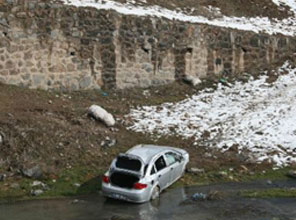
left=133, top=182, right=147, bottom=190
left=102, top=175, right=109, bottom=183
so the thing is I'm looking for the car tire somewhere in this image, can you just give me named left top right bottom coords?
left=181, top=166, right=186, bottom=177
left=150, top=186, right=160, bottom=201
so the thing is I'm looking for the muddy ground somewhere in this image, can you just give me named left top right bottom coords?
left=0, top=79, right=272, bottom=174
left=0, top=77, right=295, bottom=200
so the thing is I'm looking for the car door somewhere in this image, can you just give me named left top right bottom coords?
left=154, top=155, right=170, bottom=190
left=165, top=152, right=180, bottom=183
left=165, top=152, right=183, bottom=184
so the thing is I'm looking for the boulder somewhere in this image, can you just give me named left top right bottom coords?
left=88, top=105, right=115, bottom=127
left=21, top=165, right=43, bottom=179
left=31, top=180, right=46, bottom=188
left=100, top=137, right=117, bottom=148
left=183, top=75, right=202, bottom=87
left=31, top=189, right=44, bottom=196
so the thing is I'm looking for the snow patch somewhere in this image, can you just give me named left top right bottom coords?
left=127, top=62, right=296, bottom=167
left=272, top=0, right=296, bottom=14
left=61, top=0, right=296, bottom=36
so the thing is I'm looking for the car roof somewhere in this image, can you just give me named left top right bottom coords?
left=125, top=144, right=179, bottom=164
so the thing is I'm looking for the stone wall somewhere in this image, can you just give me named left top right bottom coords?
left=0, top=0, right=295, bottom=90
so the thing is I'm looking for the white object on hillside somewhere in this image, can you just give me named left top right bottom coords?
left=61, top=0, right=296, bottom=36
left=88, top=105, right=116, bottom=127
left=184, top=75, right=202, bottom=87
left=127, top=62, right=296, bottom=167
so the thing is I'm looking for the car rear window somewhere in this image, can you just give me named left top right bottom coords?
left=115, top=156, right=142, bottom=172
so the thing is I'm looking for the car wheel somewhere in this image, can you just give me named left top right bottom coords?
left=151, top=186, right=160, bottom=201
left=181, top=166, right=186, bottom=177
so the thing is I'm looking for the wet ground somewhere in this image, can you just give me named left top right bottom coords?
left=1, top=180, right=296, bottom=220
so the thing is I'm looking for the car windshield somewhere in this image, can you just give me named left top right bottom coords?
left=115, top=155, right=142, bottom=172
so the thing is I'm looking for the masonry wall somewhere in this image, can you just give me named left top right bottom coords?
left=0, top=0, right=295, bottom=90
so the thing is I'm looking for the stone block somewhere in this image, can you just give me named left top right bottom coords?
left=32, top=74, right=45, bottom=86
left=250, top=37, right=259, bottom=47
left=0, top=70, right=8, bottom=76
left=67, top=63, right=75, bottom=72
left=26, top=61, right=34, bottom=68
left=24, top=51, right=33, bottom=60
left=9, top=68, right=19, bottom=75
left=79, top=76, right=92, bottom=89
left=5, top=60, right=14, bottom=69
left=0, top=55, right=4, bottom=62
left=21, top=73, right=30, bottom=80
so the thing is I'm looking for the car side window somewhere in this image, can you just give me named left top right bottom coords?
left=155, top=156, right=166, bottom=172
left=165, top=152, right=177, bottom=166
left=150, top=165, right=156, bottom=175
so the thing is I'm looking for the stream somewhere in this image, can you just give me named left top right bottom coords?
left=1, top=180, right=296, bottom=220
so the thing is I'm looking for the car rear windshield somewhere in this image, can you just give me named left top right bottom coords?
left=115, top=156, right=142, bottom=172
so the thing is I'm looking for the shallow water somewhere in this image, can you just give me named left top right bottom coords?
left=1, top=180, right=296, bottom=220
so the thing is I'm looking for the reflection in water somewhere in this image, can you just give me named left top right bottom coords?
left=101, top=187, right=187, bottom=220
left=1, top=181, right=296, bottom=220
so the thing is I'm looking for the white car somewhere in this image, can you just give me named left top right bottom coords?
left=102, top=144, right=189, bottom=203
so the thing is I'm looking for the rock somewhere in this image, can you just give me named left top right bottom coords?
left=287, top=170, right=296, bottom=179
left=70, top=199, right=85, bottom=205
left=110, top=127, right=119, bottom=132
left=10, top=183, right=20, bottom=189
left=240, top=165, right=249, bottom=172
left=21, top=165, right=43, bottom=179
left=183, top=75, right=202, bottom=86
left=31, top=180, right=46, bottom=188
left=71, top=199, right=80, bottom=204
left=142, top=90, right=151, bottom=97
left=267, top=180, right=273, bottom=185
left=73, top=183, right=81, bottom=188
left=101, top=137, right=117, bottom=148
left=88, top=105, right=115, bottom=127
left=0, top=174, right=6, bottom=182
left=0, top=131, right=4, bottom=145
left=217, top=171, right=228, bottom=177
left=79, top=76, right=92, bottom=89
left=31, top=189, right=44, bottom=196
left=187, top=167, right=205, bottom=175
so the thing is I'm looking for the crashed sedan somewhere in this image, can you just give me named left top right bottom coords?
left=102, top=144, right=189, bottom=203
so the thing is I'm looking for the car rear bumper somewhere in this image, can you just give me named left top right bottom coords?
left=102, top=183, right=151, bottom=203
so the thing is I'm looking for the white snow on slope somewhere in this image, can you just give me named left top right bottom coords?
left=127, top=62, right=296, bottom=167
left=272, top=0, right=296, bottom=13
left=61, top=0, right=296, bottom=36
